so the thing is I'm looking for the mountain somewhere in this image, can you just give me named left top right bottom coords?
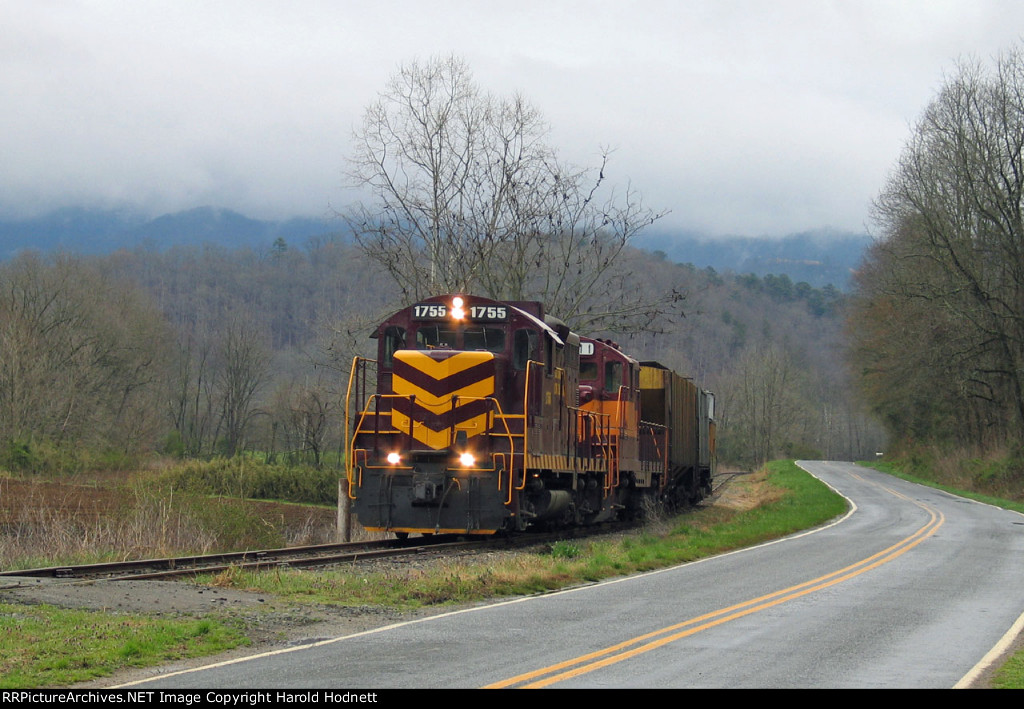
left=636, top=229, right=871, bottom=290
left=0, top=206, right=144, bottom=254
left=0, top=206, right=870, bottom=289
left=0, top=206, right=343, bottom=257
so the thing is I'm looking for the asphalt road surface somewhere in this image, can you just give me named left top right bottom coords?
left=124, top=461, right=1024, bottom=688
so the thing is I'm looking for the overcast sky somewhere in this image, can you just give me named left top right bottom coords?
left=3, top=1, right=1024, bottom=238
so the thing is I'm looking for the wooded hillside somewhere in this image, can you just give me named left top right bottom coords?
left=0, top=238, right=881, bottom=472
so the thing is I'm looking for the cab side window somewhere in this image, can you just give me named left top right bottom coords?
left=605, top=361, right=623, bottom=393
left=382, top=326, right=405, bottom=367
left=513, top=329, right=538, bottom=370
left=580, top=360, right=598, bottom=381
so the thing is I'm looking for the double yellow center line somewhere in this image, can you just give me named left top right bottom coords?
left=486, top=482, right=944, bottom=688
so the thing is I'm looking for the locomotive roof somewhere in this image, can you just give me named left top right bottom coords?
left=373, top=294, right=576, bottom=347
left=511, top=304, right=564, bottom=345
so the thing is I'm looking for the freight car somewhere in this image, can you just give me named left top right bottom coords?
left=344, top=294, right=715, bottom=536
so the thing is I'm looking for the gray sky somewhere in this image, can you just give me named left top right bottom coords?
left=3, top=0, right=1023, bottom=237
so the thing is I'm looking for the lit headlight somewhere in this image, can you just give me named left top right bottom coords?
left=459, top=452, right=475, bottom=467
left=386, top=452, right=402, bottom=465
left=451, top=296, right=465, bottom=320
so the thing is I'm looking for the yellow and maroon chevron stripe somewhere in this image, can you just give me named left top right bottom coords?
left=391, top=350, right=496, bottom=449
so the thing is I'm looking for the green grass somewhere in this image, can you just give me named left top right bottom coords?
left=0, top=603, right=246, bottom=688
left=993, top=651, right=1024, bottom=688
left=865, top=460, right=1024, bottom=514
left=156, top=456, right=339, bottom=506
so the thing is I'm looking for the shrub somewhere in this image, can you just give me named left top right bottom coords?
left=158, top=457, right=338, bottom=505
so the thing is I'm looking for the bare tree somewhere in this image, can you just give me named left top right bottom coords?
left=287, top=384, right=333, bottom=466
left=344, top=55, right=677, bottom=333
left=213, top=317, right=271, bottom=457
left=0, top=254, right=171, bottom=454
left=720, top=342, right=802, bottom=467
left=860, top=46, right=1024, bottom=444
left=167, top=328, right=218, bottom=456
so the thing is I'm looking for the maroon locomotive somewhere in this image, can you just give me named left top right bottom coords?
left=344, top=294, right=714, bottom=536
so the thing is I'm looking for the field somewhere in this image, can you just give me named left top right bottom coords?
left=0, top=474, right=339, bottom=570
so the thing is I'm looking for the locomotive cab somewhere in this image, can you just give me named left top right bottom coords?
left=579, top=337, right=642, bottom=483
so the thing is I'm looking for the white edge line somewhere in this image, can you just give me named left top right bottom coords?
left=955, top=609, right=1024, bottom=688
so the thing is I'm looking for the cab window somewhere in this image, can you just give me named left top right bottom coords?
left=464, top=326, right=506, bottom=353
left=580, top=360, right=598, bottom=381
left=513, top=329, right=539, bottom=370
left=605, top=361, right=623, bottom=393
left=382, top=326, right=405, bottom=367
left=415, top=325, right=457, bottom=349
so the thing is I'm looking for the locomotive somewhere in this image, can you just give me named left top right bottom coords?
left=344, top=294, right=715, bottom=536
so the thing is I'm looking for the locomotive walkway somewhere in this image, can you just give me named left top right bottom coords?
left=120, top=461, right=1024, bottom=688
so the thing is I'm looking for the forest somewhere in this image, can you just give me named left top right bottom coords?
left=848, top=47, right=1024, bottom=491
left=0, top=236, right=881, bottom=476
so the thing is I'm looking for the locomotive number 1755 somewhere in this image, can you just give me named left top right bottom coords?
left=412, top=302, right=509, bottom=321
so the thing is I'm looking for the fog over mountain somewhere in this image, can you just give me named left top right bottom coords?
left=0, top=206, right=338, bottom=256
left=635, top=228, right=869, bottom=289
left=0, top=206, right=868, bottom=290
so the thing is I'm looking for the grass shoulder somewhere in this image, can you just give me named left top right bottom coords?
left=863, top=459, right=1024, bottom=514
left=0, top=603, right=247, bottom=688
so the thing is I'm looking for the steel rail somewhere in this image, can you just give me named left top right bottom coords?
left=0, top=536, right=480, bottom=582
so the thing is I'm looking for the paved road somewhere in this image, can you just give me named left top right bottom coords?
left=126, top=462, right=1024, bottom=688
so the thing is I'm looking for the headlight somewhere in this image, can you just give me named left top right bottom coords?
left=459, top=452, right=475, bottom=467
left=386, top=452, right=402, bottom=465
left=451, top=296, right=465, bottom=320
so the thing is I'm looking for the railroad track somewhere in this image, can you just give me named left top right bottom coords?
left=0, top=483, right=731, bottom=584
left=709, top=470, right=745, bottom=497
left=0, top=535, right=492, bottom=582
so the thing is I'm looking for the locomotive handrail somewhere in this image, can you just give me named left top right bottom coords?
left=581, top=384, right=633, bottom=495
left=344, top=356, right=377, bottom=487
left=346, top=448, right=373, bottom=499
left=447, top=395, right=517, bottom=461
left=346, top=392, right=407, bottom=499
left=598, top=407, right=615, bottom=497
left=520, top=359, right=591, bottom=480
left=609, top=384, right=629, bottom=491
left=571, top=405, right=614, bottom=498
left=571, top=406, right=612, bottom=464
left=520, top=360, right=542, bottom=492
left=443, top=394, right=519, bottom=503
